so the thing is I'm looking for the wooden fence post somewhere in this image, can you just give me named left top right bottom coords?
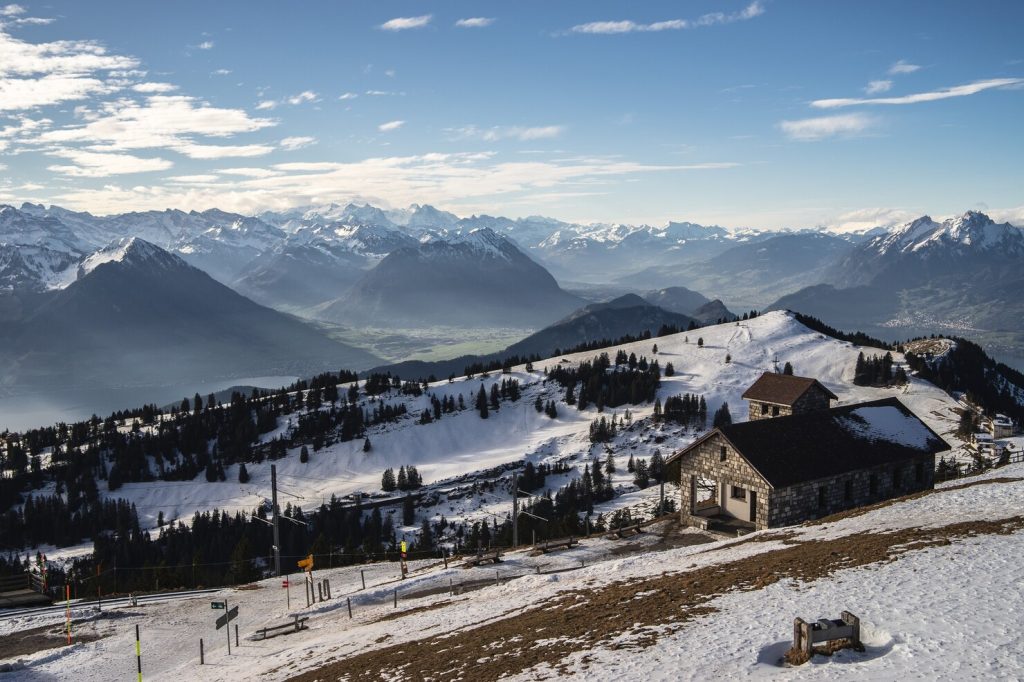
left=347, top=597, right=352, bottom=619
left=200, top=638, right=204, bottom=665
left=360, top=570, right=366, bottom=590
left=393, top=589, right=398, bottom=608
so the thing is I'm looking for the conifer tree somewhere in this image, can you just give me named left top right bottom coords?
left=238, top=462, right=250, bottom=483
left=476, top=386, right=489, bottom=419
left=300, top=445, right=310, bottom=463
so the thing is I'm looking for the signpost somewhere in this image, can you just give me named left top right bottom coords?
left=211, top=600, right=238, bottom=655
left=297, top=555, right=314, bottom=607
left=400, top=541, right=408, bottom=579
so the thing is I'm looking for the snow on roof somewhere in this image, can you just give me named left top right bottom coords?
left=837, top=405, right=937, bottom=450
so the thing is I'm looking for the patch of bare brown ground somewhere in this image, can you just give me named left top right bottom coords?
left=0, top=621, right=104, bottom=660
left=287, top=514, right=1024, bottom=682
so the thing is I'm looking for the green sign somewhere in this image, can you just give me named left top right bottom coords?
left=211, top=601, right=225, bottom=610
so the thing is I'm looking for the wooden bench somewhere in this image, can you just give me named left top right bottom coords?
left=534, top=537, right=578, bottom=553
left=607, top=522, right=643, bottom=539
left=253, top=615, right=309, bottom=640
left=462, top=550, right=502, bottom=568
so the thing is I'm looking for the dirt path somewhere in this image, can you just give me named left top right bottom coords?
left=287, top=515, right=1024, bottom=682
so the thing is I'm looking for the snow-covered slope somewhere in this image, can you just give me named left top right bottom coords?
left=79, top=311, right=969, bottom=536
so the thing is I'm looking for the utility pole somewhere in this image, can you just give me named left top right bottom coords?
left=271, top=464, right=281, bottom=577
left=512, top=472, right=519, bottom=549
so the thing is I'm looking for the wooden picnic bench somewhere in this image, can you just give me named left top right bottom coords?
left=462, top=549, right=502, bottom=568
left=534, top=537, right=578, bottom=553
left=607, top=522, right=643, bottom=539
left=253, top=615, right=309, bottom=640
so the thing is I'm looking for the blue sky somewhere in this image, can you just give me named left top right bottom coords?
left=0, top=1, right=1022, bottom=229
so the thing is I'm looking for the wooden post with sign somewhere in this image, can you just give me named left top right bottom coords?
left=400, top=541, right=408, bottom=579
left=297, top=555, right=313, bottom=607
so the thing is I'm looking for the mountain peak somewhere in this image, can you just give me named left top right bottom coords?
left=78, top=237, right=184, bottom=278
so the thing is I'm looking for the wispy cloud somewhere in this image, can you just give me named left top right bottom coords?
left=211, top=68, right=232, bottom=76
left=447, top=124, right=565, bottom=142
left=779, top=113, right=876, bottom=140
left=569, top=2, right=763, bottom=34
left=52, top=152, right=733, bottom=215
left=0, top=22, right=138, bottom=110
left=0, top=4, right=26, bottom=16
left=812, top=78, right=1023, bottom=109
left=46, top=149, right=173, bottom=177
left=380, top=15, right=432, bottom=31
left=132, top=82, right=178, bottom=94
left=378, top=120, right=405, bottom=132
left=196, top=40, right=214, bottom=50
left=280, top=135, right=316, bottom=150
left=455, top=17, right=495, bottom=28
left=338, top=92, right=358, bottom=100
left=864, top=80, right=892, bottom=94
left=35, top=94, right=276, bottom=164
left=286, top=90, right=319, bottom=105
left=888, top=59, right=921, bottom=75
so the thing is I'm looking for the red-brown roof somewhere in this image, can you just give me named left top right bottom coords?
left=741, top=372, right=838, bottom=406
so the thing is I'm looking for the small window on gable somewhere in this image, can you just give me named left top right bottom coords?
left=719, top=446, right=727, bottom=462
left=761, top=403, right=769, bottom=415
left=772, top=405, right=780, bottom=416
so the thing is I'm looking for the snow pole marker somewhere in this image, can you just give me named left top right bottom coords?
left=65, top=584, right=71, bottom=644
left=135, top=624, right=142, bottom=681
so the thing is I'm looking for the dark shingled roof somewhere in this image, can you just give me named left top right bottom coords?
left=670, top=397, right=949, bottom=488
left=741, top=372, right=838, bottom=406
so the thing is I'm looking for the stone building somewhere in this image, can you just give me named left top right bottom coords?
left=667, top=394, right=949, bottom=533
left=742, top=372, right=837, bottom=421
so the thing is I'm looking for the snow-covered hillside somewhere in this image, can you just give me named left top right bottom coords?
left=56, top=311, right=968, bottom=544
left=5, top=462, right=1022, bottom=681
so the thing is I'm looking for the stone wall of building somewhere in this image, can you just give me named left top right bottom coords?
left=767, top=454, right=936, bottom=527
left=747, top=387, right=833, bottom=421
left=677, top=432, right=772, bottom=530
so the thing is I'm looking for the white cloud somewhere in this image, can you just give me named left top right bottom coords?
left=132, top=82, right=178, bottom=93
left=255, top=100, right=277, bottom=110
left=570, top=2, right=763, bottom=34
left=196, top=40, right=214, bottom=50
left=0, top=23, right=139, bottom=110
left=51, top=152, right=730, bottom=215
left=864, top=80, right=892, bottom=94
left=366, top=90, right=403, bottom=96
left=0, top=74, right=117, bottom=111
left=36, top=95, right=276, bottom=159
left=448, top=124, right=565, bottom=142
left=829, top=207, right=917, bottom=233
left=46, top=148, right=173, bottom=177
left=455, top=17, right=495, bottom=28
left=216, top=167, right=282, bottom=178
left=378, top=120, right=405, bottom=132
left=211, top=69, right=232, bottom=76
left=170, top=142, right=274, bottom=159
left=380, top=15, right=432, bottom=31
left=338, top=92, right=358, bottom=100
left=779, top=113, right=875, bottom=140
left=888, top=59, right=921, bottom=75
left=280, top=135, right=316, bottom=150
left=0, top=4, right=25, bottom=16
left=811, top=78, right=1024, bottom=109
left=167, top=174, right=220, bottom=184
left=384, top=69, right=396, bottom=78
left=286, top=90, right=319, bottom=105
